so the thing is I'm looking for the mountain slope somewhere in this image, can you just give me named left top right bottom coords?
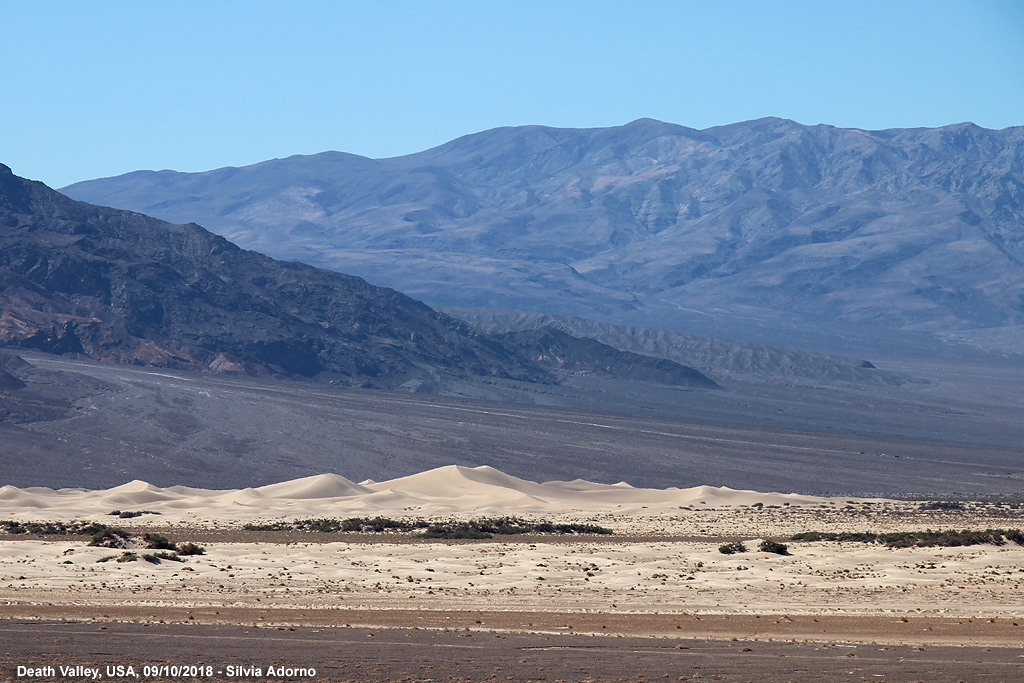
left=63, top=118, right=1024, bottom=355
left=0, top=164, right=553, bottom=389
left=496, top=327, right=719, bottom=388
left=448, top=308, right=906, bottom=386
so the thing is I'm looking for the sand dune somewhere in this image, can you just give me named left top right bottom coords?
left=4, top=464, right=1024, bottom=643
left=0, top=464, right=829, bottom=522
left=254, top=473, right=372, bottom=499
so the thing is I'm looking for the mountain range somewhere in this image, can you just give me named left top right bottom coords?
left=447, top=308, right=903, bottom=386
left=63, top=117, right=1024, bottom=356
left=0, top=163, right=717, bottom=392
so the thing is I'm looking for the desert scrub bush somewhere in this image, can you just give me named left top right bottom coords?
left=142, top=551, right=183, bottom=564
left=143, top=533, right=176, bottom=550
left=918, top=501, right=965, bottom=511
left=1005, top=529, right=1024, bottom=545
left=154, top=551, right=183, bottom=561
left=88, top=526, right=131, bottom=548
left=759, top=540, right=791, bottom=555
left=108, top=510, right=160, bottom=519
left=115, top=552, right=138, bottom=563
left=718, top=541, right=747, bottom=555
left=175, top=542, right=205, bottom=556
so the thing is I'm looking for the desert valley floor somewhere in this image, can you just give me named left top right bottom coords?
left=2, top=353, right=1024, bottom=680
left=2, top=467, right=1024, bottom=682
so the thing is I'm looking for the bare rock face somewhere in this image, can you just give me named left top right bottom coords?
left=207, top=353, right=248, bottom=374
left=0, top=164, right=555, bottom=389
left=64, top=118, right=1024, bottom=355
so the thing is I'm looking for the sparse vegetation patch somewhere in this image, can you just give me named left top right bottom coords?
left=718, top=541, right=747, bottom=555
left=758, top=540, right=790, bottom=555
left=242, top=516, right=613, bottom=538
left=419, top=523, right=494, bottom=540
left=2, top=520, right=206, bottom=556
left=143, top=532, right=177, bottom=550
left=242, top=516, right=427, bottom=532
left=1, top=520, right=120, bottom=537
left=88, top=526, right=131, bottom=548
left=791, top=529, right=1024, bottom=548
left=108, top=510, right=161, bottom=519
left=917, top=501, right=965, bottom=511
left=175, top=542, right=206, bottom=556
left=142, top=551, right=183, bottom=564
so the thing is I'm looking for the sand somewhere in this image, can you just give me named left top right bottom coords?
left=2, top=465, right=1024, bottom=649
left=0, top=465, right=828, bottom=524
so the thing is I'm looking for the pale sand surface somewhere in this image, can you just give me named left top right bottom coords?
left=2, top=466, right=1024, bottom=648
left=0, top=464, right=830, bottom=525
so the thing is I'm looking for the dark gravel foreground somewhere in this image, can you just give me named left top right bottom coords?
left=2, top=621, right=1022, bottom=683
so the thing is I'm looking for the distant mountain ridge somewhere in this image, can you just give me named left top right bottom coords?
left=0, top=164, right=719, bottom=392
left=447, top=308, right=906, bottom=387
left=64, top=117, right=1024, bottom=355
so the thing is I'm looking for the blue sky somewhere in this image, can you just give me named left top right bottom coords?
left=2, top=0, right=1022, bottom=188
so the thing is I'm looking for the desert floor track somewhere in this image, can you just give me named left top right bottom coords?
left=2, top=618, right=1023, bottom=683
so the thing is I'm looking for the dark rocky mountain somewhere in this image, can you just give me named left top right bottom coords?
left=495, top=327, right=719, bottom=389
left=64, top=118, right=1024, bottom=356
left=0, top=164, right=556, bottom=390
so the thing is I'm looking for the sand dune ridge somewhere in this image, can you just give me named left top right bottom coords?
left=0, top=464, right=828, bottom=522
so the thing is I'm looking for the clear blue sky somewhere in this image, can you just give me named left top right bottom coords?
left=3, top=0, right=1022, bottom=188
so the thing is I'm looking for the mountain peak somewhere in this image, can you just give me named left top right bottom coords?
left=59, top=119, right=1024, bottom=355
left=623, top=117, right=668, bottom=127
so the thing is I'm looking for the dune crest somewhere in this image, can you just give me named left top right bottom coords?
left=0, top=465, right=832, bottom=522
left=255, top=473, right=371, bottom=499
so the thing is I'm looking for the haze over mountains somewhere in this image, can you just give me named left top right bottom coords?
left=0, top=164, right=721, bottom=395
left=3, top=120, right=1023, bottom=495
left=65, top=117, right=1024, bottom=357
